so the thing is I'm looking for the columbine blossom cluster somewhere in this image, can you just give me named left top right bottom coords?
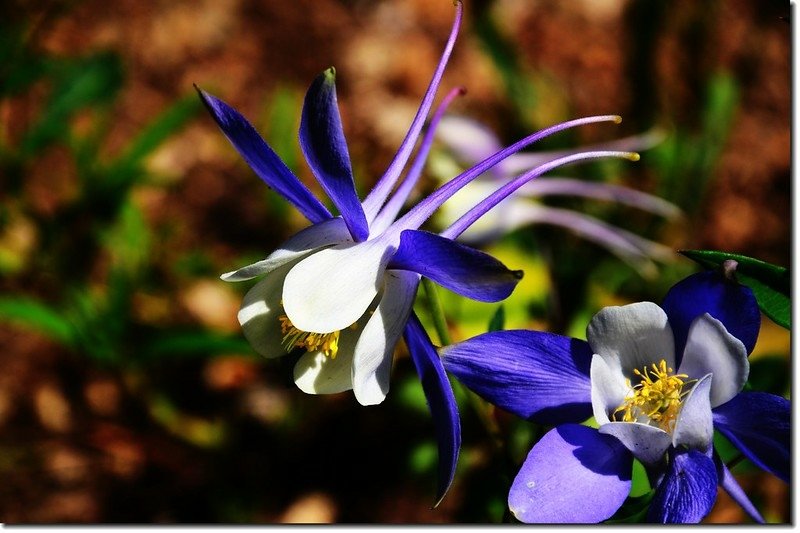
left=442, top=267, right=789, bottom=523
left=201, top=1, right=640, bottom=502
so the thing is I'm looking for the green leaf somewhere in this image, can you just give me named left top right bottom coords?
left=0, top=23, right=47, bottom=97
left=472, top=8, right=538, bottom=128
left=101, top=200, right=151, bottom=273
left=487, top=305, right=505, bottom=332
left=395, top=375, right=431, bottom=416
left=408, top=440, right=437, bottom=474
left=107, top=93, right=202, bottom=182
left=64, top=288, right=120, bottom=364
left=141, top=330, right=255, bottom=361
left=265, top=86, right=303, bottom=175
left=21, top=52, right=124, bottom=157
left=0, top=297, right=76, bottom=346
left=680, top=250, right=790, bottom=329
left=746, top=355, right=790, bottom=396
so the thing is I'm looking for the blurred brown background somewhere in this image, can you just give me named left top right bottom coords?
left=0, top=0, right=790, bottom=523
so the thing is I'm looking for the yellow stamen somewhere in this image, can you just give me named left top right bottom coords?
left=612, top=359, right=691, bottom=432
left=279, top=314, right=341, bottom=358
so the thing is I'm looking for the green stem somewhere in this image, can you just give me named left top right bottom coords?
left=726, top=452, right=745, bottom=471
left=421, top=277, right=451, bottom=345
left=421, top=278, right=505, bottom=451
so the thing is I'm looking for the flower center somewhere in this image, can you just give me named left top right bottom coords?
left=612, top=359, right=690, bottom=432
left=279, top=315, right=341, bottom=358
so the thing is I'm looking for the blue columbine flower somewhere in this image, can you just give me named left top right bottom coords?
left=199, top=1, right=638, bottom=503
left=441, top=268, right=789, bottom=522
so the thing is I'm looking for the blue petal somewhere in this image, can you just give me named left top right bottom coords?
left=712, top=392, right=790, bottom=482
left=647, top=448, right=718, bottom=523
left=196, top=87, right=331, bottom=224
left=662, top=271, right=760, bottom=358
left=713, top=452, right=765, bottom=523
left=441, top=330, right=593, bottom=424
left=389, top=230, right=522, bottom=303
left=299, top=69, right=369, bottom=241
left=508, top=424, right=632, bottom=523
left=403, top=312, right=461, bottom=507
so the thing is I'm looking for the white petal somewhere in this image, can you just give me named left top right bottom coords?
left=587, top=302, right=676, bottom=381
left=590, top=354, right=629, bottom=425
left=352, top=270, right=420, bottom=406
left=282, top=236, right=396, bottom=333
left=677, top=314, right=749, bottom=408
left=293, top=328, right=358, bottom=395
left=221, top=218, right=351, bottom=281
left=599, top=421, right=671, bottom=465
left=672, top=374, right=714, bottom=451
left=237, top=262, right=295, bottom=358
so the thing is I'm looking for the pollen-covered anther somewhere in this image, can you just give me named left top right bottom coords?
left=279, top=314, right=342, bottom=358
left=612, top=359, right=690, bottom=432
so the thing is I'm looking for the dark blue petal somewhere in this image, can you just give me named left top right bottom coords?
left=196, top=87, right=331, bottom=224
left=662, top=270, right=760, bottom=358
left=509, top=424, right=632, bottom=523
left=712, top=392, right=790, bottom=482
left=441, top=330, right=593, bottom=424
left=713, top=452, right=765, bottom=523
left=647, top=448, right=718, bottom=523
left=299, top=69, right=369, bottom=241
left=389, top=230, right=522, bottom=303
left=403, top=312, right=461, bottom=507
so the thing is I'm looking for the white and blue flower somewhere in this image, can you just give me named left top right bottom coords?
left=199, top=1, right=639, bottom=504
left=442, top=268, right=789, bottom=523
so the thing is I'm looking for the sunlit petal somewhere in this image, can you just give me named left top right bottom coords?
left=678, top=314, right=748, bottom=407
left=352, top=270, right=419, bottom=406
left=282, top=237, right=395, bottom=333
left=587, top=302, right=675, bottom=380
left=299, top=68, right=368, bottom=241
left=293, top=329, right=358, bottom=394
left=221, top=218, right=351, bottom=281
left=598, top=421, right=671, bottom=465
left=509, top=425, right=632, bottom=523
left=672, top=374, right=713, bottom=451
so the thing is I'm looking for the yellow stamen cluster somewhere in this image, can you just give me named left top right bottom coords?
left=279, top=315, right=341, bottom=358
left=613, top=359, right=690, bottom=432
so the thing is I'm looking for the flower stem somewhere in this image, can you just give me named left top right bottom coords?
left=422, top=277, right=452, bottom=345
left=422, top=277, right=506, bottom=455
left=726, top=452, right=745, bottom=470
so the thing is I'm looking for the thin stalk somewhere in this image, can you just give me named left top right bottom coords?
left=422, top=277, right=451, bottom=345
left=422, top=278, right=505, bottom=453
